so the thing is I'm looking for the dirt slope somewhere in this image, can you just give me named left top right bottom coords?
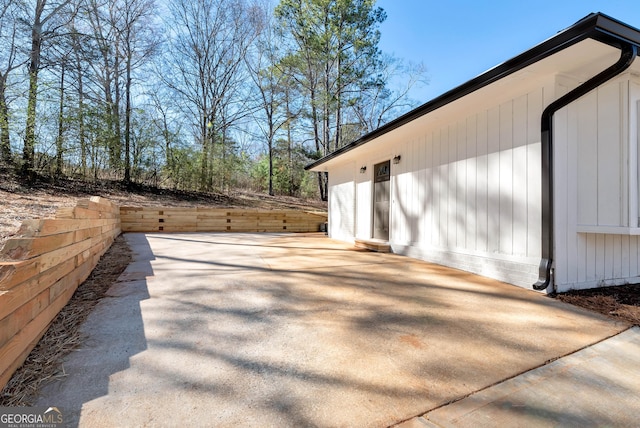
left=0, top=173, right=326, bottom=248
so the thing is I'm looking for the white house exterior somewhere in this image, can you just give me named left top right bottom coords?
left=307, top=13, right=640, bottom=293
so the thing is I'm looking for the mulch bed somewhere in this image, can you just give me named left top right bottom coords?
left=554, top=284, right=640, bottom=326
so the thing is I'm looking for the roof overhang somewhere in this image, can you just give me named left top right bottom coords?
left=306, top=12, right=640, bottom=172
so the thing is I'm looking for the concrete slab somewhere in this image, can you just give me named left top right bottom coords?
left=35, top=233, right=628, bottom=427
left=414, top=326, right=640, bottom=428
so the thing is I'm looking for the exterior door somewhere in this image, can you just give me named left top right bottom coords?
left=373, top=160, right=390, bottom=240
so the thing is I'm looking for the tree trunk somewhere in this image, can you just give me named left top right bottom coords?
left=112, top=51, right=122, bottom=172
left=201, top=119, right=210, bottom=191
left=309, top=87, right=327, bottom=201
left=324, top=57, right=331, bottom=155
left=55, top=63, right=66, bottom=176
left=287, top=129, right=293, bottom=196
left=159, top=109, right=174, bottom=188
left=316, top=171, right=328, bottom=201
left=92, top=135, right=98, bottom=180
left=0, top=78, right=10, bottom=165
left=123, top=34, right=132, bottom=186
left=23, top=20, right=42, bottom=180
left=286, top=92, right=294, bottom=196
left=221, top=127, right=227, bottom=191
left=77, top=61, right=87, bottom=177
left=268, top=117, right=274, bottom=196
left=335, top=45, right=342, bottom=151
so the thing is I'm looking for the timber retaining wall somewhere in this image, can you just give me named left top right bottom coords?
left=120, top=207, right=328, bottom=233
left=0, top=200, right=327, bottom=391
left=0, top=197, right=121, bottom=390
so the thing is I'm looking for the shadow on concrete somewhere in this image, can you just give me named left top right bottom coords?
left=36, top=233, right=626, bottom=427
left=419, top=327, right=640, bottom=427
left=36, top=234, right=153, bottom=427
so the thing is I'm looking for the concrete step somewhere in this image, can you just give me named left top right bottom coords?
left=354, top=238, right=391, bottom=253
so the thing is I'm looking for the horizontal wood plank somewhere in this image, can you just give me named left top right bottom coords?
left=0, top=260, right=39, bottom=291
left=1, top=232, right=78, bottom=260
left=49, top=258, right=94, bottom=303
left=36, top=239, right=93, bottom=273
left=18, top=219, right=113, bottom=237
left=119, top=207, right=327, bottom=233
left=56, top=206, right=119, bottom=220
left=0, top=283, right=77, bottom=389
left=0, top=258, right=76, bottom=320
left=0, top=289, right=49, bottom=350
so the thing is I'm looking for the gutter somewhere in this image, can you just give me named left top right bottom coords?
left=305, top=13, right=640, bottom=172
left=533, top=42, right=638, bottom=291
left=302, top=12, right=640, bottom=290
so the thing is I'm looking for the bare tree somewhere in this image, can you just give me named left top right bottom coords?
left=0, top=0, right=426, bottom=198
left=21, top=0, right=76, bottom=179
left=82, top=0, right=124, bottom=173
left=148, top=89, right=184, bottom=188
left=54, top=52, right=67, bottom=175
left=352, top=54, right=428, bottom=132
left=0, top=0, right=24, bottom=166
left=68, top=18, right=89, bottom=176
left=118, top=0, right=159, bottom=185
left=165, top=0, right=262, bottom=191
left=246, top=6, right=289, bottom=196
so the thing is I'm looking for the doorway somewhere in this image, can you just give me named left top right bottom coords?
left=373, top=160, right=390, bottom=240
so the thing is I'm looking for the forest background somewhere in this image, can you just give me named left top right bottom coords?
left=0, top=0, right=427, bottom=200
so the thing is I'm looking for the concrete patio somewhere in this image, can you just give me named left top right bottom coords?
left=36, top=233, right=632, bottom=427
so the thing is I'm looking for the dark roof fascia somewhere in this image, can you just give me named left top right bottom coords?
left=590, top=13, right=640, bottom=48
left=305, top=12, right=640, bottom=171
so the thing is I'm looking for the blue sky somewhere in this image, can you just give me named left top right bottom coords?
left=376, top=0, right=640, bottom=102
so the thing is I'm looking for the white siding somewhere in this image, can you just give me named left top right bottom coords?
left=381, top=88, right=546, bottom=288
left=328, top=163, right=355, bottom=242
left=323, top=70, right=640, bottom=292
left=392, top=141, right=410, bottom=243
left=555, top=74, right=640, bottom=291
left=355, top=165, right=372, bottom=239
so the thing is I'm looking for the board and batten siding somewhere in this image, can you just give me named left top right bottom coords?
left=328, top=162, right=356, bottom=242
left=325, top=72, right=640, bottom=291
left=555, top=73, right=640, bottom=291
left=355, top=164, right=372, bottom=239
left=385, top=87, right=546, bottom=288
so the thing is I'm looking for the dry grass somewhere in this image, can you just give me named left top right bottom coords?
left=0, top=235, right=132, bottom=406
left=0, top=172, right=326, bottom=249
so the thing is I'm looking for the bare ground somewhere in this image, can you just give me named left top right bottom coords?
left=0, top=172, right=326, bottom=248
left=0, top=172, right=638, bottom=407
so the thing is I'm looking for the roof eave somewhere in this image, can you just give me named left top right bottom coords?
left=305, top=12, right=640, bottom=171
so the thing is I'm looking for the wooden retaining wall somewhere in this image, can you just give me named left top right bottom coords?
left=0, top=201, right=327, bottom=391
left=120, top=207, right=328, bottom=233
left=0, top=197, right=121, bottom=390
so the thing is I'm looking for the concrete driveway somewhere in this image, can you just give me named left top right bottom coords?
left=36, top=233, right=627, bottom=427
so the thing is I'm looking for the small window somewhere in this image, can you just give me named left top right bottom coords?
left=374, top=161, right=390, bottom=183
